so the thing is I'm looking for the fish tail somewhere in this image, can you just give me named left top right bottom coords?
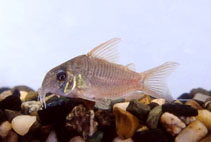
left=139, top=62, right=179, bottom=102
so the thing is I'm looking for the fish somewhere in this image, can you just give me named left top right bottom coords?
left=38, top=38, right=179, bottom=108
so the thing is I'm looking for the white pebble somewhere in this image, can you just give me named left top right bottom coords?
left=11, top=115, right=36, bottom=136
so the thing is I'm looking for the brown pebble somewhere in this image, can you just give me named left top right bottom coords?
left=185, top=99, right=203, bottom=110
left=203, top=98, right=211, bottom=111
left=0, top=121, right=12, bottom=138
left=113, top=107, right=139, bottom=139
left=69, top=136, right=85, bottom=142
left=175, top=120, right=208, bottom=142
left=0, top=90, right=12, bottom=101
left=196, top=110, right=211, bottom=131
left=200, top=134, right=211, bottom=142
left=2, top=131, right=18, bottom=142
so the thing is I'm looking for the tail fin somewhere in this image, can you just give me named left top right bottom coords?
left=140, top=62, right=179, bottom=102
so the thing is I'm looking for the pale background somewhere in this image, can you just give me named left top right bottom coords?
left=0, top=0, right=210, bottom=99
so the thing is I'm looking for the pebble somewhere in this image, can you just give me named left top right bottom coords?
left=177, top=93, right=192, bottom=100
left=113, top=137, right=134, bottom=142
left=0, top=89, right=22, bottom=111
left=200, top=134, right=211, bottom=142
left=126, top=99, right=150, bottom=121
left=190, top=88, right=210, bottom=97
left=161, top=112, right=186, bottom=136
left=0, top=90, right=12, bottom=101
left=151, top=98, right=167, bottom=105
left=25, top=91, right=38, bottom=101
left=87, top=131, right=104, bottom=142
left=113, top=102, right=129, bottom=111
left=21, top=101, right=41, bottom=115
left=132, top=129, right=170, bottom=142
left=146, top=105, right=162, bottom=129
left=0, top=121, right=12, bottom=138
left=11, top=115, right=37, bottom=136
left=2, top=131, right=18, bottom=142
left=175, top=120, right=208, bottom=142
left=69, top=136, right=85, bottom=142
left=196, top=109, right=211, bottom=131
left=148, top=102, right=159, bottom=109
left=4, top=109, right=21, bottom=122
left=113, top=107, right=139, bottom=139
left=185, top=99, right=203, bottom=110
left=0, top=110, right=7, bottom=124
left=20, top=91, right=29, bottom=102
left=193, top=93, right=210, bottom=103
left=12, top=85, right=34, bottom=92
left=95, top=110, right=114, bottom=127
left=139, top=95, right=151, bottom=105
left=203, top=98, right=211, bottom=111
left=38, top=97, right=81, bottom=125
left=66, top=104, right=98, bottom=139
left=180, top=116, right=196, bottom=125
left=0, top=87, right=10, bottom=94
left=162, top=104, right=198, bottom=116
left=46, top=130, right=58, bottom=142
left=173, top=100, right=183, bottom=104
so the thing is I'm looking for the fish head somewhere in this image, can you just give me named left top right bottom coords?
left=39, top=65, right=77, bottom=107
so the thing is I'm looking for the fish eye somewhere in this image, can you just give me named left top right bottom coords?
left=57, top=70, right=67, bottom=81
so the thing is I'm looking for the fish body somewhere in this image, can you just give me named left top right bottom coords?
left=39, top=38, right=178, bottom=107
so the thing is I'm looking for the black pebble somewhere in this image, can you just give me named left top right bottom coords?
left=126, top=99, right=150, bottom=121
left=162, top=104, right=198, bottom=116
left=100, top=124, right=117, bottom=142
left=0, top=89, right=21, bottom=111
left=148, top=102, right=159, bottom=109
left=177, top=93, right=192, bottom=100
left=38, top=97, right=84, bottom=142
left=132, top=129, right=173, bottom=142
left=0, top=87, right=10, bottom=94
left=0, top=109, right=7, bottom=124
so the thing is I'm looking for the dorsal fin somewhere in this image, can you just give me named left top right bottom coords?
left=126, top=63, right=136, bottom=71
left=87, top=38, right=121, bottom=63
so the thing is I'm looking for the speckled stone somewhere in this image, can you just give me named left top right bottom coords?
left=175, top=120, right=208, bottom=142
left=66, top=104, right=98, bottom=139
left=95, top=110, right=114, bottom=127
left=113, top=107, right=139, bottom=139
